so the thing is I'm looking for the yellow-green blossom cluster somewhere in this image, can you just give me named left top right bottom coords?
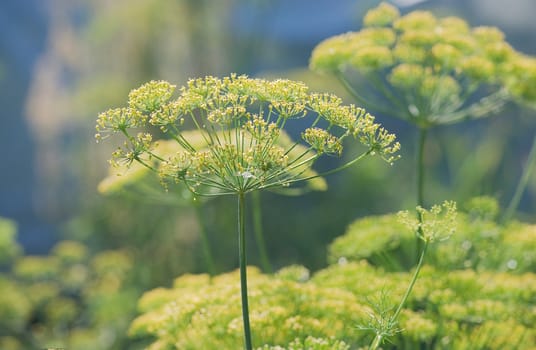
left=96, top=75, right=399, bottom=196
left=97, top=129, right=328, bottom=197
left=505, top=54, right=536, bottom=107
left=130, top=215, right=535, bottom=350
left=0, top=232, right=138, bottom=350
left=129, top=267, right=371, bottom=349
left=310, top=2, right=533, bottom=125
left=321, top=201, right=535, bottom=347
left=398, top=201, right=457, bottom=243
left=257, top=336, right=350, bottom=350
left=329, top=197, right=535, bottom=273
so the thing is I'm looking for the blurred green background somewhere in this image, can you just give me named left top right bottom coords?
left=0, top=0, right=534, bottom=348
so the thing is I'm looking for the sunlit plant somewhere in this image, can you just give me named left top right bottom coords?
left=98, top=128, right=328, bottom=274
left=310, top=2, right=535, bottom=213
left=127, top=198, right=536, bottom=349
left=367, top=201, right=457, bottom=349
left=96, top=74, right=399, bottom=349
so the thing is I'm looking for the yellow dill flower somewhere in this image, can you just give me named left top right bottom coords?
left=350, top=45, right=394, bottom=70
left=363, top=2, right=400, bottom=28
left=459, top=56, right=495, bottom=81
left=358, top=27, right=397, bottom=46
left=439, top=16, right=470, bottom=34
left=392, top=43, right=427, bottom=63
left=310, top=3, right=527, bottom=126
left=400, top=29, right=438, bottom=47
left=97, top=75, right=399, bottom=196
left=472, top=26, right=505, bottom=43
left=388, top=63, right=425, bottom=88
left=431, top=43, right=462, bottom=70
left=398, top=201, right=457, bottom=243
left=393, top=10, right=437, bottom=31
left=399, top=310, right=437, bottom=342
left=309, top=33, right=360, bottom=72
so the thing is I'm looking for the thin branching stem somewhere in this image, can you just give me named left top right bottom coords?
left=335, top=72, right=400, bottom=118
left=417, top=127, right=427, bottom=209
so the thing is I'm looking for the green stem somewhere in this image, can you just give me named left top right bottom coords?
left=194, top=205, right=216, bottom=275
left=417, top=127, right=427, bottom=209
left=416, top=128, right=427, bottom=255
left=369, top=334, right=383, bottom=350
left=251, top=191, right=273, bottom=273
left=502, top=134, right=536, bottom=223
left=369, top=240, right=429, bottom=350
left=369, top=333, right=383, bottom=350
left=392, top=240, right=428, bottom=321
left=238, top=192, right=253, bottom=350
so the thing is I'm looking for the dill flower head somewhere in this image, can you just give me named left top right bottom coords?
left=398, top=201, right=457, bottom=243
left=129, top=267, right=370, bottom=349
left=310, top=3, right=533, bottom=125
left=96, top=75, right=399, bottom=196
left=506, top=54, right=536, bottom=107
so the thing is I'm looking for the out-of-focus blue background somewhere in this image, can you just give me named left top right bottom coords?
left=1, top=0, right=535, bottom=256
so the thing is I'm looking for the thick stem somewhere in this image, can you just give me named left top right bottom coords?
left=238, top=192, right=253, bottom=350
left=392, top=240, right=428, bottom=321
left=416, top=128, right=427, bottom=255
left=251, top=191, right=273, bottom=273
left=502, top=134, right=536, bottom=223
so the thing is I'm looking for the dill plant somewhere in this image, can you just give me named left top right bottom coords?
left=96, top=74, right=399, bottom=349
left=98, top=128, right=328, bottom=275
left=310, top=2, right=535, bottom=213
left=368, top=201, right=457, bottom=349
left=126, top=197, right=535, bottom=349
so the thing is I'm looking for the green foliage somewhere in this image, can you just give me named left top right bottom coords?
left=312, top=262, right=535, bottom=349
left=0, top=220, right=142, bottom=349
left=129, top=197, right=535, bottom=349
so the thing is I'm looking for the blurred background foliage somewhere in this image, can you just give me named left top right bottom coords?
left=0, top=0, right=535, bottom=348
